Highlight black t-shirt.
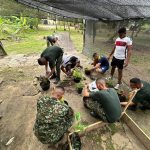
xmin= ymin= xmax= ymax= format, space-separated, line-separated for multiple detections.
xmin=47 ymin=36 xmax=55 ymax=43
xmin=89 ymin=88 xmax=121 ymax=123
xmin=41 ymin=46 xmax=63 ymax=67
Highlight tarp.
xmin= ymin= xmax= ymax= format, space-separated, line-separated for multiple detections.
xmin=16 ymin=0 xmax=150 ymax=20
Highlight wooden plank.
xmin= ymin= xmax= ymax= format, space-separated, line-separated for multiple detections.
xmin=121 ymin=89 xmax=139 ymax=116
xmin=121 ymin=113 xmax=150 ymax=150
xmin=69 ymin=121 xmax=106 ymax=137
xmin=69 ymin=115 xmax=150 ymax=150
xmin=68 ymin=121 xmax=106 ymax=150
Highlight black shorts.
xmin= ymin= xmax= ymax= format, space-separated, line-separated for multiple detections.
xmin=111 ymin=56 xmax=124 ymax=70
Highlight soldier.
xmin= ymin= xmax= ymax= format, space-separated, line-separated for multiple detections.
xmin=38 ymin=45 xmax=63 ymax=84
xmin=43 ymin=35 xmax=58 ymax=47
xmin=121 ymin=78 xmax=150 ymax=111
xmin=33 ymin=86 xmax=74 ymax=148
xmin=83 ymin=78 xmax=121 ymax=123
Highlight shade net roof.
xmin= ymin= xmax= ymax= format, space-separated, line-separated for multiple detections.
xmin=16 ymin=0 xmax=150 ymax=20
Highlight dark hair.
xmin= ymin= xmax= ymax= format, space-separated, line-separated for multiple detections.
xmin=70 ymin=56 xmax=78 ymax=63
xmin=38 ymin=58 xmax=43 ymax=65
xmin=56 ymin=86 xmax=65 ymax=92
xmin=130 ymin=78 xmax=141 ymax=84
xmin=93 ymin=52 xmax=98 ymax=58
xmin=38 ymin=57 xmax=46 ymax=65
xmin=118 ymin=27 xmax=126 ymax=34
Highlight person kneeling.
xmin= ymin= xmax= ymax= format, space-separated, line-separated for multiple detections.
xmin=91 ymin=53 xmax=109 ymax=74
xmin=61 ymin=55 xmax=82 ymax=76
xmin=33 ymin=86 xmax=74 ymax=148
xmin=121 ymin=78 xmax=150 ymax=111
xmin=83 ymin=78 xmax=121 ymax=123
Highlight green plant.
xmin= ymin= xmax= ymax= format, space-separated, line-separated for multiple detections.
xmin=0 ymin=16 xmax=39 ymax=41
xmin=106 ymin=79 xmax=114 ymax=88
xmin=75 ymin=83 xmax=84 ymax=89
xmin=74 ymin=112 xmax=88 ymax=131
xmin=73 ymin=69 xmax=83 ymax=79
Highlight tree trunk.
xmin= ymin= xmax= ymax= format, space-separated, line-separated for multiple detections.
xmin=55 ymin=16 xmax=57 ymax=30
xmin=134 ymin=26 xmax=141 ymax=37
xmin=131 ymin=30 xmax=135 ymax=40
xmin=0 ymin=41 xmax=7 ymax=56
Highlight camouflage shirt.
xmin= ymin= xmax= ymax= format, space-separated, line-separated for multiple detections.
xmin=34 ymin=96 xmax=74 ymax=144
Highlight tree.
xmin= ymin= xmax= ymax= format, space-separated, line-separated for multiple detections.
xmin=0 ymin=0 xmax=47 ymax=18
xmin=0 ymin=41 xmax=7 ymax=56
xmin=130 ymin=19 xmax=150 ymax=39
xmin=107 ymin=20 xmax=130 ymax=43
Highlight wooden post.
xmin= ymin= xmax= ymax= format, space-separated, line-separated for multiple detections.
xmin=55 ymin=16 xmax=57 ymax=30
xmin=121 ymin=89 xmax=139 ymax=117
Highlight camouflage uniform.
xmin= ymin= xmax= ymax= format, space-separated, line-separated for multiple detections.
xmin=34 ymin=96 xmax=74 ymax=144
xmin=83 ymin=97 xmax=108 ymax=122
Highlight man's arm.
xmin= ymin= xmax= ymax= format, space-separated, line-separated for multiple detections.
xmin=61 ymin=66 xmax=67 ymax=74
xmin=45 ymin=62 xmax=48 ymax=74
xmin=124 ymin=45 xmax=132 ymax=67
xmin=108 ymin=45 xmax=116 ymax=60
xmin=46 ymin=67 xmax=55 ymax=78
xmin=76 ymin=61 xmax=82 ymax=68
xmin=83 ymin=85 xmax=90 ymax=97
xmin=91 ymin=63 xmax=100 ymax=71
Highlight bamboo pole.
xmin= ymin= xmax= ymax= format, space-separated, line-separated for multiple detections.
xmin=68 ymin=133 xmax=72 ymax=150
xmin=121 ymin=89 xmax=139 ymax=117
xmin=68 ymin=121 xmax=106 ymax=150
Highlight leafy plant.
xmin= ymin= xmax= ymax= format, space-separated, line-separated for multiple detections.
xmin=106 ymin=79 xmax=114 ymax=88
xmin=0 ymin=16 xmax=39 ymax=40
xmin=75 ymin=83 xmax=84 ymax=89
xmin=74 ymin=112 xmax=88 ymax=131
xmin=75 ymin=112 xmax=81 ymax=121
xmin=73 ymin=69 xmax=83 ymax=79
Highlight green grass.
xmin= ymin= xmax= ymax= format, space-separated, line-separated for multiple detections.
xmin=2 ymin=25 xmax=83 ymax=54
xmin=3 ymin=28 xmax=59 ymax=54
xmin=70 ymin=30 xmax=83 ymax=52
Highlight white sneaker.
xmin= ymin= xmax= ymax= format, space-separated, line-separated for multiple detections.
xmin=114 ymin=84 xmax=120 ymax=90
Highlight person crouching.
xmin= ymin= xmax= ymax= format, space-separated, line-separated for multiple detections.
xmin=83 ymin=78 xmax=121 ymax=123
xmin=33 ymin=86 xmax=74 ymax=148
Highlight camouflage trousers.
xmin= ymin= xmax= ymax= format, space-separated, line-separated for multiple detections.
xmin=83 ymin=97 xmax=108 ymax=122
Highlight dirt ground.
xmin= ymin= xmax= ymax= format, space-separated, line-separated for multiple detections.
xmin=0 ymin=32 xmax=149 ymax=150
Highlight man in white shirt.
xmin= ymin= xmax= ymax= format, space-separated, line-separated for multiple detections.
xmin=108 ymin=27 xmax=132 ymax=89
xmin=61 ymin=55 xmax=81 ymax=76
